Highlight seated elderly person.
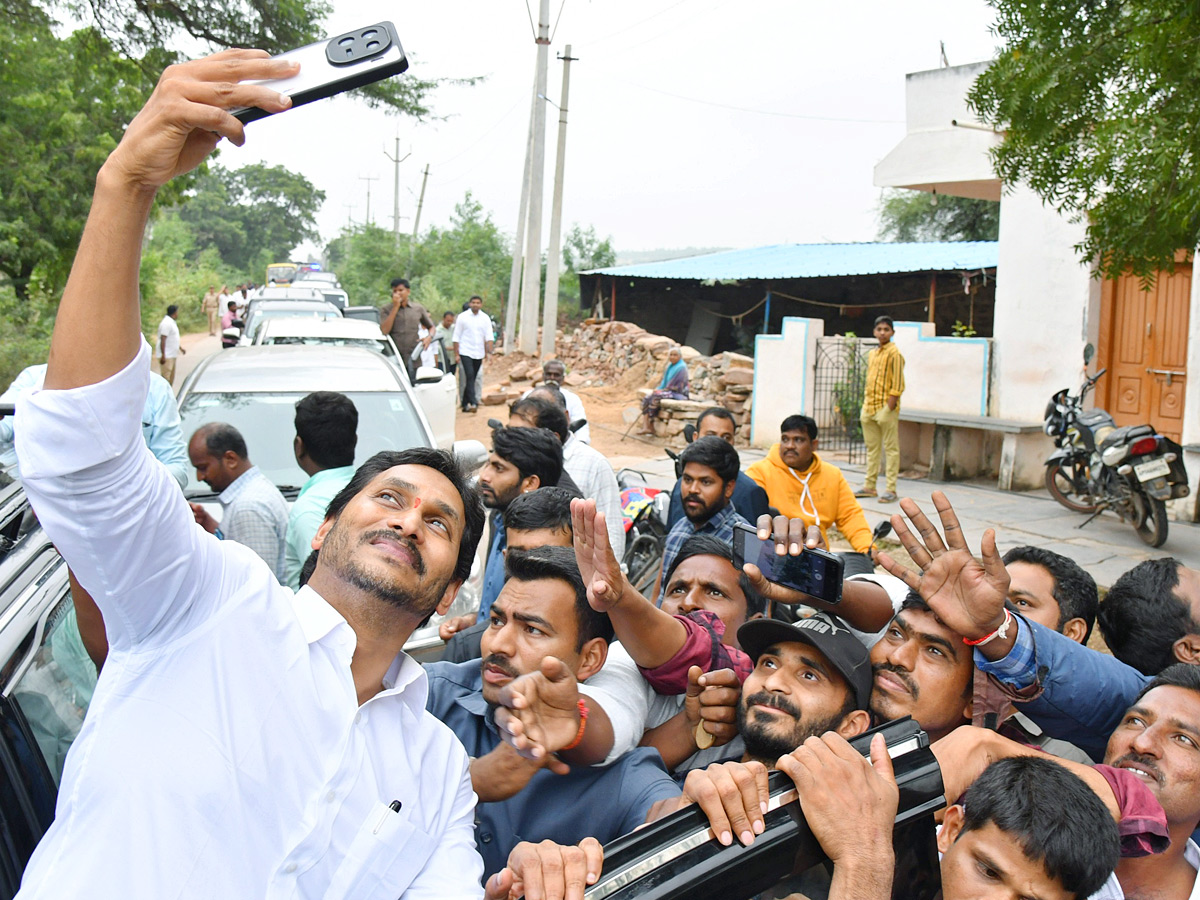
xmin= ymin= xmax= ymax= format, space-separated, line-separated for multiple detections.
xmin=638 ymin=346 xmax=689 ymax=436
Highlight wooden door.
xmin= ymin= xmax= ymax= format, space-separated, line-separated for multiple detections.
xmin=1097 ymin=261 xmax=1191 ymax=442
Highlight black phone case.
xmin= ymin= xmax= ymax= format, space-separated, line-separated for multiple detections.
xmin=232 ymin=22 xmax=409 ymax=124
xmin=731 ymin=521 xmax=845 ymax=605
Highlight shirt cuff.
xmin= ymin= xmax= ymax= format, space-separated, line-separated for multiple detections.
xmin=973 ymin=614 xmax=1038 ymax=687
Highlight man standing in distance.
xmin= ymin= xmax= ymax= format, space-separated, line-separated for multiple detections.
xmin=379 ymin=276 xmax=434 ymax=381
xmin=537 ymin=359 xmax=590 ymax=444
xmin=156 ymin=303 xmax=185 ymax=384
xmin=188 ymin=422 xmax=290 ymax=584
xmin=200 ymin=284 xmax=219 ymax=335
xmin=435 ymin=309 xmax=457 ymax=374
xmin=657 ymin=436 xmax=750 ymax=600
xmin=284 ymin=391 xmax=359 ymax=590
xmin=856 ymin=315 xmax=905 ymax=502
xmin=453 ymin=294 xmax=494 ymax=412
xmin=12 ymin=50 xmax=503 ymax=899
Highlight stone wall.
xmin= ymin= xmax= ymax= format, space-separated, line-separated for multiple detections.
xmin=554 ymin=320 xmax=756 ymax=447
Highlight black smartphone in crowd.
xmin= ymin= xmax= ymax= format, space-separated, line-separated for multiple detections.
xmin=232 ymin=22 xmax=409 ymax=124
xmin=731 ymin=522 xmax=845 ymax=605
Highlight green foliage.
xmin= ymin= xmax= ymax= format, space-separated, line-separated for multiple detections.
xmin=971 ymin=0 xmax=1200 ymax=281
xmin=413 ymin=193 xmax=512 ymax=319
xmin=558 ymin=223 xmax=616 ymax=309
xmin=175 ymin=163 xmax=325 ymax=271
xmin=832 ymin=340 xmax=868 ymax=440
xmin=0 ymin=285 xmax=55 ymax=390
xmin=0 ymin=19 xmax=165 ymax=299
xmin=951 ymin=320 xmax=978 ymax=338
xmin=877 ymin=189 xmax=1000 ymax=242
xmin=325 ymin=224 xmax=406 ymax=309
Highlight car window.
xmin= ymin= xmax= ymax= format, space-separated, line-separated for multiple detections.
xmin=178 ymin=390 xmax=428 ymax=494
xmin=261 ymin=336 xmax=393 ymax=357
xmin=245 ymin=309 xmax=339 ymax=342
xmin=8 ymin=595 xmax=95 ymax=787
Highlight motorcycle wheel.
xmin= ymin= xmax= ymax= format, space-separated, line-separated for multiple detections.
xmin=1131 ymin=492 xmax=1170 ymax=548
xmin=624 ymin=533 xmax=663 ymax=596
xmin=1045 ymin=461 xmax=1097 ymax=513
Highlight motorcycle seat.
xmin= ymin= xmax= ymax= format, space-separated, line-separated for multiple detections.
xmin=1099 ymin=424 xmax=1155 ymax=453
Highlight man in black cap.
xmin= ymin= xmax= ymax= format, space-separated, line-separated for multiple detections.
xmin=645 ymin=612 xmax=873 ymax=840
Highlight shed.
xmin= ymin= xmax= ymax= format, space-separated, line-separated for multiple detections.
xmin=579 ymin=241 xmax=998 ymax=355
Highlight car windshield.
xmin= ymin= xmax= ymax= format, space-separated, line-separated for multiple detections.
xmin=245 ymin=308 xmax=339 ymax=342
xmin=178 ymin=390 xmax=427 ymax=495
xmin=262 ymin=335 xmax=395 ymax=357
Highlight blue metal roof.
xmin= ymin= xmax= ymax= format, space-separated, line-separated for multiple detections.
xmin=582 ymin=242 xmax=998 ymax=281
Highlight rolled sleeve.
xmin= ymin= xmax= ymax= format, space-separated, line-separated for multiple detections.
xmin=638 ymin=611 xmax=752 ymax=694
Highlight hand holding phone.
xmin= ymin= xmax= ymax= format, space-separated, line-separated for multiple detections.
xmin=732 ymin=522 xmax=844 ymax=606
xmin=231 ymin=22 xmax=409 ymax=124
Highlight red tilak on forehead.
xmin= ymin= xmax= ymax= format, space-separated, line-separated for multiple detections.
xmin=413 ymin=497 xmax=421 ymax=508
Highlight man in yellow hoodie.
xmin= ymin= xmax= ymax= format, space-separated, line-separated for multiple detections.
xmin=746 ymin=414 xmax=873 ymax=557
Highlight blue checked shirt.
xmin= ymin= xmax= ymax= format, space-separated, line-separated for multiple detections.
xmin=218 ymin=466 xmax=290 ymax=584
xmin=972 ymin=613 xmax=1039 ymax=687
xmin=657 ymin=502 xmax=749 ymax=602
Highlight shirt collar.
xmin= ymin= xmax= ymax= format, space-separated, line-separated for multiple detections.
xmin=698 ymin=500 xmax=739 ymax=533
xmin=218 ymin=465 xmax=262 ymax=506
xmin=453 ymin=664 xmax=492 ymax=721
xmin=298 ymin=465 xmax=355 ymax=497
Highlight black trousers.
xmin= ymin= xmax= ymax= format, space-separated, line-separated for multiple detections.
xmin=460 ymin=355 xmax=482 ymax=408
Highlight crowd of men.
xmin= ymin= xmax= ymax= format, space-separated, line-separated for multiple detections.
xmin=5 ymin=50 xmax=1200 ymax=900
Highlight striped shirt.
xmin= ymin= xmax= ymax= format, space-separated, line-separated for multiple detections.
xmin=862 ymin=340 xmax=905 ymax=415
xmin=219 ymin=466 xmax=290 ymax=584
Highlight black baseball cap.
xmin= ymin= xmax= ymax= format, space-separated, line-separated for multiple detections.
xmin=737 ymin=613 xmax=873 ymax=711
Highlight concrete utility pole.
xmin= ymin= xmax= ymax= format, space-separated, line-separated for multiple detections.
xmin=504 ymin=84 xmax=538 ymax=349
xmin=517 ymin=0 xmax=551 ymax=355
xmin=359 ymin=175 xmax=379 ymax=225
xmin=541 ymin=45 xmax=576 ymax=358
xmin=406 ymin=164 xmax=430 ymax=279
xmin=384 ymin=136 xmax=411 ymax=246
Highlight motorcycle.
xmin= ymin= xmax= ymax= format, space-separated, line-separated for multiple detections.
xmin=617 ymin=466 xmax=671 ymax=595
xmin=1043 ymin=367 xmax=1190 ymax=547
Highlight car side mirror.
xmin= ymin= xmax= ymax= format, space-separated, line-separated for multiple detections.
xmin=414 ymin=365 xmax=444 ymax=385
xmin=452 ymin=439 xmax=488 ymax=472
xmin=231 ymin=319 xmax=244 ymax=328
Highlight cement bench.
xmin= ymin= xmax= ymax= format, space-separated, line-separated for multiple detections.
xmin=898 ymin=409 xmax=1048 ymax=492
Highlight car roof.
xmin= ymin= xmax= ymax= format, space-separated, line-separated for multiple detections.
xmin=248 ymin=298 xmax=340 ymax=313
xmin=185 ymin=346 xmax=404 ymax=393
xmin=258 ymin=318 xmax=386 ymax=339
xmin=254 ymin=286 xmax=326 ymax=300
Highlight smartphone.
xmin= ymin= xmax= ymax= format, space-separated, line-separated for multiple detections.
xmin=232 ymin=22 xmax=409 ymax=124
xmin=731 ymin=522 xmax=844 ymax=605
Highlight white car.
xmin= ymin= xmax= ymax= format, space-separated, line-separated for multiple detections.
xmin=175 ymin=345 xmax=486 ymax=661
xmin=252 ymin=318 xmax=458 ymax=449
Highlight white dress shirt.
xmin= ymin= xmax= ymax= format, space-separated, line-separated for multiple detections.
xmin=562 ymin=439 xmax=625 ymax=558
xmin=157 ymin=314 xmax=181 ymax=358
xmin=14 ymin=342 xmax=483 ymax=900
xmin=451 ymin=310 xmax=494 ymax=359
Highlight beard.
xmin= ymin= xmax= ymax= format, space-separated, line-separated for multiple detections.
xmin=320 ymin=520 xmax=451 ymax=623
xmin=737 ymin=691 xmax=850 ymax=763
xmin=682 ymin=493 xmax=721 ymax=524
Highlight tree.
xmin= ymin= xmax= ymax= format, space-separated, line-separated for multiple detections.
xmin=562 ymin=224 xmax=616 ymax=273
xmin=876 ymin=190 xmax=999 ymax=242
xmin=0 ymin=16 xmax=166 ymax=299
xmin=970 ymin=1 xmax=1200 ymax=280
xmin=175 ymin=163 xmax=325 ymax=271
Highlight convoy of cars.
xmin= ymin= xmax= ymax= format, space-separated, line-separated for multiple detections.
xmin=0 ymin=270 xmax=483 ymax=894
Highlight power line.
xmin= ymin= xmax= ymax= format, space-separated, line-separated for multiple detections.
xmin=579 ymin=0 xmax=692 ymax=47
xmin=549 ymin=0 xmax=568 ymax=43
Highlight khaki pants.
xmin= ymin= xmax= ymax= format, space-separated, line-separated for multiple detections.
xmin=861 ymin=404 xmax=900 ymax=494
xmin=160 ymin=356 xmax=177 ymax=385
xmin=207 ymin=310 xmax=219 ymax=334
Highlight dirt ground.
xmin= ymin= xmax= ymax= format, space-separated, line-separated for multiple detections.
xmin=451 ymin=350 xmax=668 ymax=460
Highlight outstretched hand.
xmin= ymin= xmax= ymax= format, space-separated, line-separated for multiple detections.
xmin=742 ymin=514 xmax=829 ymax=606
xmin=494 ymin=657 xmax=583 ymax=761
xmin=103 ymin=50 xmax=296 ymax=192
xmin=872 ymin=491 xmax=1010 ymax=641
xmin=571 ymin=498 xmax=627 ymax=612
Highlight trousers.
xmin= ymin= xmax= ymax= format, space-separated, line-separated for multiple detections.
xmin=861 ymin=404 xmax=900 ymax=493
xmin=460 ymin=355 xmax=483 ymax=408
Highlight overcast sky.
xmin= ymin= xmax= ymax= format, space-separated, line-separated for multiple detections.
xmin=224 ymin=0 xmax=1000 ymax=259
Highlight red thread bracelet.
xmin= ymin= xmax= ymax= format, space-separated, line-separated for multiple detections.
xmin=561 ymin=699 xmax=589 ymax=751
xmin=963 ymin=608 xmax=1013 ymax=646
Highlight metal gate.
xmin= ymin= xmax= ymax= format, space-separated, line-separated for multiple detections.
xmin=812 ymin=337 xmax=875 ymax=465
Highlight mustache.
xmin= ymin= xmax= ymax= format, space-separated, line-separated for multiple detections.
xmin=1112 ymin=752 xmax=1165 ymax=786
xmin=872 ymin=661 xmax=919 ymax=699
xmin=683 ymin=494 xmax=703 ymax=504
xmin=360 ymin=530 xmax=425 ymax=577
xmin=742 ymin=691 xmax=801 ymax=720
xmin=481 ymin=654 xmax=520 ymax=679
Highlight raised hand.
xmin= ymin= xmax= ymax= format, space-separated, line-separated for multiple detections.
xmin=484 ymin=837 xmax=604 ymax=900
xmin=103 ymin=50 xmax=296 ymax=192
xmin=494 ymin=657 xmax=583 ymax=761
xmin=571 ymin=498 xmax=626 ymax=612
xmin=873 ymin=491 xmax=1010 ymax=641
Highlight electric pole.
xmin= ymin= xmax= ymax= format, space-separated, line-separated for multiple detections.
xmin=504 ymin=84 xmax=538 ymax=349
xmin=518 ymin=0 xmax=551 ymax=355
xmin=343 ymin=203 xmax=355 ymax=229
xmin=384 ymin=136 xmax=411 ymax=246
xmin=541 ymin=45 xmax=576 ymax=358
xmin=359 ymin=175 xmax=379 ymax=225
xmin=406 ymin=164 xmax=430 ymax=279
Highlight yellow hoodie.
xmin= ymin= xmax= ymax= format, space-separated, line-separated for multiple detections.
xmin=746 ymin=445 xmax=873 ymax=554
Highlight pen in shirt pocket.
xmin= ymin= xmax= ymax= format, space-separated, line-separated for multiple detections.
xmin=373 ymin=800 xmax=403 ymax=834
